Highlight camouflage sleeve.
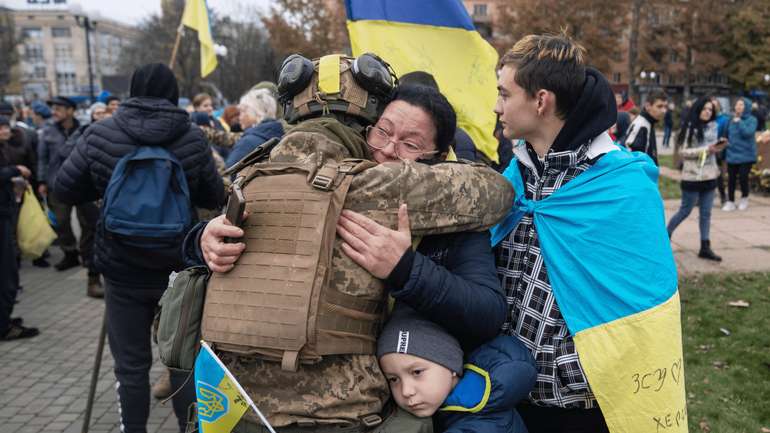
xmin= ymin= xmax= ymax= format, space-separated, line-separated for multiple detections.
xmin=204 ymin=127 xmax=243 ymax=149
xmin=346 ymin=160 xmax=514 ymax=235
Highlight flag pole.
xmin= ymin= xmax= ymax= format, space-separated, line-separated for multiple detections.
xmin=169 ymin=23 xmax=184 ymax=71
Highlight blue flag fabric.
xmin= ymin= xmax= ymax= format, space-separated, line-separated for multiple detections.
xmin=490 ymin=147 xmax=687 ymax=433
xmin=490 ymin=149 xmax=678 ymax=332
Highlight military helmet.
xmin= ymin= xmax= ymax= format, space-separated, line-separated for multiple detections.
xmin=277 ymin=53 xmax=398 ymax=127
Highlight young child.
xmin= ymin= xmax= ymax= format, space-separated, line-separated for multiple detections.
xmin=377 ymin=303 xmax=537 ymax=433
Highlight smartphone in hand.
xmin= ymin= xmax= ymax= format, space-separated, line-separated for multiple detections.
xmin=224 ymin=184 xmax=246 ymax=243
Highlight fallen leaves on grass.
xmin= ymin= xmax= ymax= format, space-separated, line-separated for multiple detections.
xmin=719 ymin=327 xmax=731 ymax=336
xmin=712 ymin=360 xmax=728 ymax=370
xmin=699 ymin=419 xmax=711 ymax=432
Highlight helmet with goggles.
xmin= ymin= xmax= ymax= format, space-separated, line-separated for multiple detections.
xmin=277 ymin=53 xmax=398 ymax=129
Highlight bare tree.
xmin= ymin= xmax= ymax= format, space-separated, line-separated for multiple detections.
xmin=637 ymin=0 xmax=728 ymax=100
xmin=0 ymin=9 xmax=20 ymax=97
xmin=494 ymin=0 xmax=628 ymax=74
xmin=721 ymin=0 xmax=770 ymax=91
xmin=120 ymin=6 xmax=276 ymax=102
xmin=262 ymin=0 xmax=349 ymax=60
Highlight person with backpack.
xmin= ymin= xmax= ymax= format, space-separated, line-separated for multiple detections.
xmin=54 ymin=63 xmax=225 ymax=433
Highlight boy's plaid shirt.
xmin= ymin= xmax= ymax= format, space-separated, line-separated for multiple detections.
xmin=495 ymin=142 xmax=600 ymax=409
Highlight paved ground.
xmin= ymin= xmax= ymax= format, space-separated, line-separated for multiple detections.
xmin=655 ymin=134 xmax=770 ymax=275
xmin=3 ymin=134 xmax=768 ymax=432
xmin=666 ymin=195 xmax=770 ymax=275
xmin=1 ymin=250 xmax=178 ymax=433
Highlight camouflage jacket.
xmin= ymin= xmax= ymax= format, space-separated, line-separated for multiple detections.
xmin=221 ymin=117 xmax=514 ymax=427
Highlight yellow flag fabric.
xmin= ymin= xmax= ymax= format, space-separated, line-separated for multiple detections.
xmin=346 ymin=10 xmax=500 ymax=163
xmin=182 ymin=0 xmax=217 ymax=78
xmin=574 ymin=292 xmax=687 ymax=433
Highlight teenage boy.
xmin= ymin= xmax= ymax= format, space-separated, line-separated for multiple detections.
xmin=492 ymin=34 xmax=686 ymax=433
xmin=624 ymin=90 xmax=669 ymax=165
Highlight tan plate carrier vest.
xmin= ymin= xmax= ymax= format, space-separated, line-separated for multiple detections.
xmin=201 ymin=153 xmax=380 ymax=371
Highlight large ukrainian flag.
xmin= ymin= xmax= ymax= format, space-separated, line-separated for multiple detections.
xmin=491 ymin=139 xmax=688 ymax=433
xmin=345 ymin=0 xmax=501 ymax=163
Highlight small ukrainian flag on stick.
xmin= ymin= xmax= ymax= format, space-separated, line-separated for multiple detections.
xmin=195 ymin=341 xmax=276 ymax=433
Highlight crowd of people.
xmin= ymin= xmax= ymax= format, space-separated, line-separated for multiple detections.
xmin=1 ymin=31 xmax=764 ymax=433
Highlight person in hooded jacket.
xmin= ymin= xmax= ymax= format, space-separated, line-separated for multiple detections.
xmin=493 ymin=34 xmax=620 ymax=432
xmin=722 ymin=97 xmax=758 ymax=212
xmin=54 ymin=63 xmax=225 ymax=433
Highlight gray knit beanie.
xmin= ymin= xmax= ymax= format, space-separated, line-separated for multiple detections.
xmin=377 ymin=303 xmax=463 ymax=375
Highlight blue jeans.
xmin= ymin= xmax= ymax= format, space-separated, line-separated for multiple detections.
xmin=667 ymin=189 xmax=715 ymax=241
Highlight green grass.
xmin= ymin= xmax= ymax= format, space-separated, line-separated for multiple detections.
xmin=659 ymin=175 xmax=682 ymax=200
xmin=680 ymin=272 xmax=770 ymax=432
xmin=659 ymin=154 xmax=675 ymax=170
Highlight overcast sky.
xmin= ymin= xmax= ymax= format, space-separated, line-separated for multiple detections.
xmin=2 ymin=0 xmax=273 ymax=25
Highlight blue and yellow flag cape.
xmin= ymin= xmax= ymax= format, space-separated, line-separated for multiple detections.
xmin=344 ymin=0 xmax=500 ymax=163
xmin=182 ymin=0 xmax=217 ymax=78
xmin=491 ymin=149 xmax=688 ymax=433
xmin=195 ymin=342 xmax=276 ymax=433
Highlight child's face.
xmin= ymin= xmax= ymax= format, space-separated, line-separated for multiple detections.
xmin=379 ymin=353 xmax=458 ymax=418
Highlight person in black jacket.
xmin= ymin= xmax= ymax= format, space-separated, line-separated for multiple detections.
xmin=54 ymin=63 xmax=225 ymax=433
xmin=0 ymin=123 xmax=39 ymax=340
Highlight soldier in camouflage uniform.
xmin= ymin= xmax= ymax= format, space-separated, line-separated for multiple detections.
xmin=183 ymin=54 xmax=514 ymax=432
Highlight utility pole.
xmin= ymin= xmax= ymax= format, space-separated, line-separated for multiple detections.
xmin=75 ymin=15 xmax=97 ymax=102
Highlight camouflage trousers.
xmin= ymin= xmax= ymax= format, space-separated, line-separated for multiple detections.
xmin=230 ymin=407 xmax=432 ymax=433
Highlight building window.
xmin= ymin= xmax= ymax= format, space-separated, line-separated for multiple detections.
xmin=56 ymin=72 xmax=78 ymax=96
xmin=54 ymin=43 xmax=73 ymax=60
xmin=52 ymin=27 xmax=71 ymax=38
xmin=21 ymin=27 xmax=43 ymax=39
xmin=34 ymin=66 xmax=47 ymax=79
xmin=24 ymin=44 xmax=44 ymax=62
xmin=473 ymin=4 xmax=488 ymax=16
xmin=613 ymin=72 xmax=622 ymax=83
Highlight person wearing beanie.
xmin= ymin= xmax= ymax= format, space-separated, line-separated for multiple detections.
xmin=54 ymin=62 xmax=224 ymax=433
xmin=378 ymin=303 xmax=537 ymax=433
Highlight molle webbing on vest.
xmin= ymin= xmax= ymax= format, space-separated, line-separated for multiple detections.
xmin=201 ymin=155 xmax=380 ymax=371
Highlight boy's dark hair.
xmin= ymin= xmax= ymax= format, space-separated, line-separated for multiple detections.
xmin=391 ymin=84 xmax=456 ymax=154
xmin=399 ymin=71 xmax=440 ymax=90
xmin=499 ymin=33 xmax=587 ymax=120
xmin=105 ymin=95 xmax=120 ymax=104
xmin=645 ymin=91 xmax=668 ymax=105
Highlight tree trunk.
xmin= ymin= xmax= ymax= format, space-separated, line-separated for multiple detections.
xmin=628 ymin=0 xmax=642 ymax=102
